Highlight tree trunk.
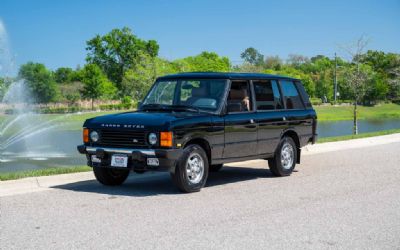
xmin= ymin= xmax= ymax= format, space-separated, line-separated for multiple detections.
xmin=353 ymin=101 xmax=358 ymax=135
xmin=91 ymin=98 xmax=94 ymax=111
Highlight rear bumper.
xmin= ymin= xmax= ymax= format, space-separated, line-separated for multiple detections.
xmin=77 ymin=145 xmax=182 ymax=172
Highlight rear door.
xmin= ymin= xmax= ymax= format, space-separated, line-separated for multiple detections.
xmin=223 ymin=80 xmax=257 ymax=158
xmin=254 ymin=79 xmax=287 ymax=154
xmin=279 ymin=80 xmax=314 ymax=146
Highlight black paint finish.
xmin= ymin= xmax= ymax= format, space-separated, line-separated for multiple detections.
xmin=80 ymin=73 xmax=317 ymax=169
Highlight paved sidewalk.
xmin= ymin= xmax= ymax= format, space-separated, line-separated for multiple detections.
xmin=1 ymin=133 xmax=400 ymax=197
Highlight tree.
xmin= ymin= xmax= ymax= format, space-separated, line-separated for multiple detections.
xmin=86 ymin=27 xmax=159 ymax=91
xmin=176 ymin=51 xmax=231 ymax=72
xmin=341 ymin=36 xmax=371 ymax=134
xmin=240 ymin=47 xmax=264 ymax=66
xmin=80 ymin=64 xmax=117 ymax=109
xmin=18 ymin=62 xmax=58 ymax=103
xmin=264 ymin=56 xmax=282 ymax=70
xmin=0 ymin=77 xmax=7 ymax=100
xmin=121 ymin=52 xmax=157 ymax=101
xmin=287 ymin=54 xmax=310 ymax=67
xmin=54 ymin=67 xmax=73 ymax=83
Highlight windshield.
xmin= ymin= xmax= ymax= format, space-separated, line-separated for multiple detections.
xmin=141 ymin=79 xmax=227 ymax=112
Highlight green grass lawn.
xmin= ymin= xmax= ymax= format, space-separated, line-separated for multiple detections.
xmin=0 ymin=166 xmax=91 ymax=181
xmin=315 ymin=103 xmax=400 ymax=122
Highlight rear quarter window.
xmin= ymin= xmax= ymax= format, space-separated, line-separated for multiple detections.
xmin=295 ymin=81 xmax=312 ymax=109
xmin=280 ymin=80 xmax=304 ymax=110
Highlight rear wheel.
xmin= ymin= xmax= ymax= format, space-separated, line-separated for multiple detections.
xmin=93 ymin=167 xmax=130 ymax=186
xmin=171 ymin=144 xmax=209 ymax=193
xmin=268 ymin=137 xmax=297 ymax=177
xmin=209 ymin=164 xmax=223 ymax=172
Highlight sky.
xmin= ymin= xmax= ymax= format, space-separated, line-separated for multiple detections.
xmin=0 ymin=0 xmax=399 ymax=74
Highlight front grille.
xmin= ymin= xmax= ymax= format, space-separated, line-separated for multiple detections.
xmin=98 ymin=129 xmax=146 ymax=147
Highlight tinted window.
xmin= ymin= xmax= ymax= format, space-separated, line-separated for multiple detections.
xmin=295 ymin=81 xmax=312 ymax=109
xmin=253 ymin=80 xmax=283 ymax=110
xmin=280 ymin=80 xmax=304 ymax=109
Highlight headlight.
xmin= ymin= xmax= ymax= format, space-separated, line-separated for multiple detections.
xmin=90 ymin=131 xmax=99 ymax=142
xmin=148 ymin=133 xmax=157 ymax=145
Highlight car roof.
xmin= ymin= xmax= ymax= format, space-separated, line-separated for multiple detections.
xmin=157 ymin=72 xmax=299 ymax=81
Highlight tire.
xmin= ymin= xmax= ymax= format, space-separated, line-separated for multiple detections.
xmin=209 ymin=164 xmax=223 ymax=172
xmin=170 ymin=144 xmax=209 ymax=193
xmin=93 ymin=167 xmax=130 ymax=186
xmin=268 ymin=137 xmax=297 ymax=177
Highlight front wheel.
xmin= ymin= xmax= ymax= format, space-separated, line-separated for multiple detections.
xmin=170 ymin=144 xmax=209 ymax=193
xmin=268 ymin=137 xmax=297 ymax=177
xmin=93 ymin=167 xmax=130 ymax=186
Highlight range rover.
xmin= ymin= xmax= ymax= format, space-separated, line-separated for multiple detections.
xmin=77 ymin=72 xmax=317 ymax=193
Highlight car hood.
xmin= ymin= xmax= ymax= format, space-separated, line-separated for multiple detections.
xmin=83 ymin=111 xmax=207 ymax=131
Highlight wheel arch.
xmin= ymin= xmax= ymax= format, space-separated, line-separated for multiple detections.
xmin=184 ymin=138 xmax=212 ymax=166
xmin=281 ymin=129 xmax=301 ymax=164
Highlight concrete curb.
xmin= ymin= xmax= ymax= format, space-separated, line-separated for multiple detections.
xmin=1 ymin=133 xmax=400 ymax=197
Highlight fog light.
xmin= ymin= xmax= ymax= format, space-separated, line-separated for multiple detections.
xmin=90 ymin=131 xmax=99 ymax=142
xmin=148 ymin=133 xmax=157 ymax=145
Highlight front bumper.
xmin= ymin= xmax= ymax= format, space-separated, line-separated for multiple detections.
xmin=77 ymin=145 xmax=182 ymax=172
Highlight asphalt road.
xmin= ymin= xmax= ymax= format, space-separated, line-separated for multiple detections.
xmin=1 ymin=142 xmax=400 ymax=250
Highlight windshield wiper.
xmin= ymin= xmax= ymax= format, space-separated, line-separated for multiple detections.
xmin=169 ymin=104 xmax=201 ymax=113
xmin=140 ymin=104 xmax=169 ymax=111
xmin=141 ymin=104 xmax=206 ymax=113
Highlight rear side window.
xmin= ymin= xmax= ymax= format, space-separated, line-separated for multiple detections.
xmin=253 ymin=80 xmax=283 ymax=110
xmin=280 ymin=80 xmax=304 ymax=110
xmin=295 ymin=81 xmax=312 ymax=109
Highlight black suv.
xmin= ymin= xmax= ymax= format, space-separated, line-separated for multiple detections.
xmin=78 ymin=73 xmax=317 ymax=192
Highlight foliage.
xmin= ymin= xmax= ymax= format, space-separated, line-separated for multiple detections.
xmin=175 ymin=51 xmax=231 ymax=72
xmin=86 ymin=27 xmax=159 ymax=91
xmin=120 ymin=51 xmax=156 ymax=99
xmin=80 ymin=64 xmax=117 ymax=106
xmin=240 ymin=47 xmax=264 ymax=66
xmin=18 ymin=62 xmax=58 ymax=103
xmin=54 ymin=67 xmax=74 ymax=83
xmin=59 ymin=81 xmax=83 ymax=104
xmin=0 ymin=77 xmax=12 ymax=100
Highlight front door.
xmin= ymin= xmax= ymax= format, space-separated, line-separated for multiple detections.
xmin=223 ymin=80 xmax=257 ymax=159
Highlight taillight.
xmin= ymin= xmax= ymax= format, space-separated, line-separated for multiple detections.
xmin=160 ymin=132 xmax=173 ymax=147
xmin=83 ymin=128 xmax=89 ymax=143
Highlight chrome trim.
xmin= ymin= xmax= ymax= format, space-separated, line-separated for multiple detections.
xmin=85 ymin=146 xmax=156 ymax=156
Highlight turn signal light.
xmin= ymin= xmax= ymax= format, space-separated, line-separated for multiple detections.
xmin=160 ymin=132 xmax=173 ymax=147
xmin=83 ymin=128 xmax=89 ymax=143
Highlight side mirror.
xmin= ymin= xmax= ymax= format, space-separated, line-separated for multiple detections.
xmin=137 ymin=102 xmax=142 ymax=109
xmin=227 ymin=103 xmax=241 ymax=113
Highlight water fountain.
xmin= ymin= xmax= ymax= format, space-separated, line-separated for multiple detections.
xmin=0 ymin=19 xmax=84 ymax=172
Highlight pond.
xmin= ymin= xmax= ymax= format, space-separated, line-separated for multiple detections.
xmin=1 ymin=119 xmax=400 ymax=173
xmin=317 ymin=119 xmax=400 ymax=137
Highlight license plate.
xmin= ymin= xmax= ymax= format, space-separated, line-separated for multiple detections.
xmin=111 ymin=154 xmax=128 ymax=167
xmin=91 ymin=155 xmax=101 ymax=163
xmin=147 ymin=158 xmax=159 ymax=166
